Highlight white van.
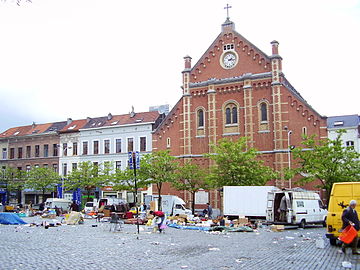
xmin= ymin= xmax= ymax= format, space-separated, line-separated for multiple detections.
xmin=44 ymin=198 xmax=72 ymax=211
xmin=266 ymin=189 xmax=327 ymax=228
xmin=145 ymin=195 xmax=192 ymax=216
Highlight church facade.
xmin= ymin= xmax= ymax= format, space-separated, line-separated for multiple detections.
xmin=152 ymin=18 xmax=327 ymax=211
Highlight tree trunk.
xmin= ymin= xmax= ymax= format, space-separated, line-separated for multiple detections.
xmin=191 ymin=191 xmax=196 ymax=215
xmin=87 ymin=189 xmax=91 ymax=202
xmin=157 ymin=184 xmax=162 ymax=211
xmin=42 ymin=188 xmax=46 ymax=203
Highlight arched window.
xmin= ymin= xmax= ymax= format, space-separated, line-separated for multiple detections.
xmin=224 ymin=103 xmax=238 ymax=125
xmin=225 ymin=108 xmax=231 ymax=124
xmin=198 ymin=109 xmax=204 ymax=128
xmin=260 ymin=103 xmax=267 ymax=122
xmin=232 ymin=107 xmax=238 ymax=123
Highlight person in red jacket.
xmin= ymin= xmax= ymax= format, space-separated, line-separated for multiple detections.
xmin=150 ymin=210 xmax=165 ymax=233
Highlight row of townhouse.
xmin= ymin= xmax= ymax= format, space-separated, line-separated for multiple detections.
xmin=0 ymin=108 xmax=165 ymax=205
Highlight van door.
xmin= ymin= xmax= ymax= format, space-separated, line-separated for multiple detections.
xmin=266 ymin=192 xmax=275 ymax=222
xmin=284 ymin=192 xmax=292 ymax=224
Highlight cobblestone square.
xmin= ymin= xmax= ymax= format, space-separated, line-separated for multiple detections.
xmin=0 ymin=217 xmax=358 ymax=270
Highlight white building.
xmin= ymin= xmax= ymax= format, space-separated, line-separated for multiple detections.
xmin=327 ymin=114 xmax=360 ymax=153
xmin=59 ymin=111 xmax=164 ymax=201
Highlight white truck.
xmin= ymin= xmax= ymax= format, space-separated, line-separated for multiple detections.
xmin=145 ymin=195 xmax=192 ymax=216
xmin=223 ymin=186 xmax=278 ymax=219
xmin=44 ymin=198 xmax=72 ymax=211
xmin=266 ymin=188 xmax=328 ymax=228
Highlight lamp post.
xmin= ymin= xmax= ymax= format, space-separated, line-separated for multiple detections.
xmin=58 ymin=143 xmax=72 ymax=199
xmin=287 ymin=130 xmax=293 ymax=189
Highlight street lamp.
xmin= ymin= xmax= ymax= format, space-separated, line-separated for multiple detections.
xmin=286 ymin=129 xmax=293 ymax=189
xmin=57 ymin=143 xmax=72 ymax=199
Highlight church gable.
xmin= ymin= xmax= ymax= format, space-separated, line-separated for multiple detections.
xmin=189 ymin=20 xmax=272 ymax=83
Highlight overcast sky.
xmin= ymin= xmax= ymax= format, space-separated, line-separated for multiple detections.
xmin=0 ymin=0 xmax=359 ymax=132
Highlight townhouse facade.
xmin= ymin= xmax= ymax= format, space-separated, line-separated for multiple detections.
xmin=327 ymin=115 xmax=360 ymax=153
xmin=0 ymin=121 xmax=67 ymax=203
xmin=58 ymin=111 xmax=164 ymax=202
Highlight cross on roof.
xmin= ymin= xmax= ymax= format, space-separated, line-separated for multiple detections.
xmin=224 ymin=4 xmax=232 ymax=19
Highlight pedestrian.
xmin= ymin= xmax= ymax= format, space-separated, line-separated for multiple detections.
xmin=149 ymin=210 xmax=166 ymax=233
xmin=39 ymin=202 xmax=45 ymax=211
xmin=341 ymin=200 xmax=360 ymax=255
xmin=207 ymin=203 xmax=213 ymax=219
xmin=70 ymin=201 xmax=79 ymax=212
xmin=279 ymin=196 xmax=287 ymax=222
xmin=28 ymin=201 xmax=33 ymax=212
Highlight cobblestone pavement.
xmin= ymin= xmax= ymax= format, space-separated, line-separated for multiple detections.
xmin=0 ymin=216 xmax=359 ymax=270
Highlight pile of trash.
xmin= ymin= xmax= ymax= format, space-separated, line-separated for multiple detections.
xmin=164 ymin=215 xmax=254 ymax=232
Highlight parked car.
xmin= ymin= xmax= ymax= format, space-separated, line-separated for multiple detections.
xmin=266 ymin=188 xmax=327 ymax=228
xmin=326 ymin=182 xmax=360 ymax=245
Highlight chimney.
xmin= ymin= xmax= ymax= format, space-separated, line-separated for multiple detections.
xmin=32 ymin=122 xmax=36 ymax=128
xmin=183 ymin=55 xmax=192 ymax=70
xmin=130 ymin=106 xmax=135 ymax=118
xmin=86 ymin=117 xmax=91 ymax=123
xmin=107 ymin=113 xmax=112 ymax=120
xmin=271 ymin=40 xmax=279 ymax=55
xmin=67 ymin=118 xmax=72 ymax=125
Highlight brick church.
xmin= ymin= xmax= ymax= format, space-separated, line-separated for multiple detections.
xmin=152 ymin=15 xmax=327 ymax=211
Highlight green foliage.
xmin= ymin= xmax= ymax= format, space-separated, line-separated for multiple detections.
xmin=172 ymin=161 xmax=208 ymax=214
xmin=25 ymin=167 xmax=60 ymax=199
xmin=140 ymin=150 xmax=178 ymax=210
xmin=112 ymin=167 xmax=149 ymax=192
xmin=65 ymin=161 xmax=110 ymax=200
xmin=206 ymin=137 xmax=277 ymax=188
xmin=0 ymin=166 xmax=26 ymax=191
xmin=293 ymin=130 xmax=360 ymax=199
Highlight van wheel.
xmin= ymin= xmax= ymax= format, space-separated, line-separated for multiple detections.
xmin=329 ymin=238 xmax=337 ymax=246
xmin=299 ymin=219 xmax=306 ymax=229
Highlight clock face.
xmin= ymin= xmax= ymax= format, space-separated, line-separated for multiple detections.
xmin=223 ymin=52 xmax=237 ymax=69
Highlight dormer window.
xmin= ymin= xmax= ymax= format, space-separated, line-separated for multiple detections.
xmin=334 ymin=121 xmax=344 ymax=126
xmin=223 ymin=44 xmax=234 ymax=51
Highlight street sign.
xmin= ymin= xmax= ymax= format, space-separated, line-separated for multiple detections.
xmin=128 ymin=151 xmax=140 ymax=169
xmin=128 ymin=151 xmax=134 ymax=169
xmin=135 ymin=151 xmax=140 ymax=169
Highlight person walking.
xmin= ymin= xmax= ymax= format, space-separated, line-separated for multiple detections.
xmin=70 ymin=201 xmax=79 ymax=212
xmin=150 ymin=210 xmax=166 ymax=233
xmin=341 ymin=200 xmax=360 ymax=255
xmin=207 ymin=203 xmax=213 ymax=219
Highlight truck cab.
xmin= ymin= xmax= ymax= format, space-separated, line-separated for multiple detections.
xmin=326 ymin=182 xmax=360 ymax=245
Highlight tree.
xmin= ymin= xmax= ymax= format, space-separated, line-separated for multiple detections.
xmin=140 ymin=150 xmax=178 ymax=210
xmin=0 ymin=166 xmax=26 ymax=204
xmin=25 ymin=167 xmax=60 ymax=203
xmin=111 ymin=167 xmax=150 ymax=204
xmin=206 ymin=137 xmax=277 ymax=188
xmin=172 ymin=161 xmax=208 ymax=214
xmin=292 ymin=131 xmax=360 ymax=201
xmin=65 ymin=161 xmax=109 ymax=202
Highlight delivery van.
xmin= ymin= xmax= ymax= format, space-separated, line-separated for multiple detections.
xmin=266 ymin=188 xmax=327 ymax=228
xmin=223 ymin=186 xmax=278 ymax=219
xmin=145 ymin=195 xmax=192 ymax=216
xmin=326 ymin=182 xmax=360 ymax=245
xmin=44 ymin=198 xmax=72 ymax=211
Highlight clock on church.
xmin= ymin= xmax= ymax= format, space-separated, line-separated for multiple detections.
xmin=221 ymin=51 xmax=238 ymax=69
xmin=223 ymin=52 xmax=237 ymax=69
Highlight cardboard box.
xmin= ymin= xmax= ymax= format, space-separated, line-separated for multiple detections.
xmin=271 ymin=225 xmax=285 ymax=232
